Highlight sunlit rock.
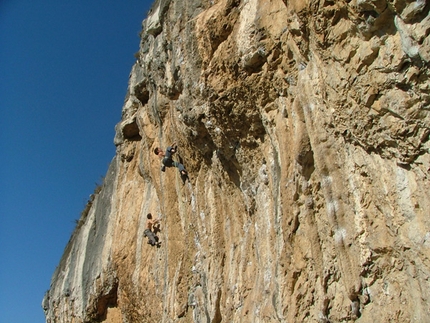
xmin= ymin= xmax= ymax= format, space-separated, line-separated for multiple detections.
xmin=44 ymin=0 xmax=430 ymax=322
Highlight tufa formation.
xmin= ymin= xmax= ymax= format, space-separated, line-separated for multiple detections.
xmin=43 ymin=0 xmax=430 ymax=322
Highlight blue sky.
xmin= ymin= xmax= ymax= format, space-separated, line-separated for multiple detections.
xmin=0 ymin=1 xmax=153 ymax=322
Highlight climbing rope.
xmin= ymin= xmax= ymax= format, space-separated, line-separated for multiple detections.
xmin=169 ymin=103 xmax=188 ymax=224
xmin=142 ymin=83 xmax=167 ymax=249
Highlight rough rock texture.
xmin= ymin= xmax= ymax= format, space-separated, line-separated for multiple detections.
xmin=43 ymin=0 xmax=430 ymax=322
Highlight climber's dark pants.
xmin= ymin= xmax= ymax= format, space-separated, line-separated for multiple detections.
xmin=144 ymin=229 xmax=157 ymax=245
xmin=162 ymin=157 xmax=186 ymax=173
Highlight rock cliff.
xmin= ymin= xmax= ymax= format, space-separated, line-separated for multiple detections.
xmin=43 ymin=0 xmax=430 ymax=322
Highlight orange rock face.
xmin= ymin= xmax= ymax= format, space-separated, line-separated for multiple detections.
xmin=44 ymin=0 xmax=430 ymax=322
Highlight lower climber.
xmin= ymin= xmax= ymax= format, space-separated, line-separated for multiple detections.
xmin=144 ymin=213 xmax=160 ymax=246
xmin=154 ymin=143 xmax=188 ymax=176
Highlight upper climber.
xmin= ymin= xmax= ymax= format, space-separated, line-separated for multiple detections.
xmin=154 ymin=143 xmax=188 ymax=176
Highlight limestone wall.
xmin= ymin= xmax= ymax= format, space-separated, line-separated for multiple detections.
xmin=44 ymin=0 xmax=430 ymax=322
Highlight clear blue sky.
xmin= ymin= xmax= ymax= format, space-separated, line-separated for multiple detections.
xmin=0 ymin=1 xmax=153 ymax=322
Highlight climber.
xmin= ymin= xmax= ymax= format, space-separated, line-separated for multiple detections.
xmin=154 ymin=142 xmax=188 ymax=176
xmin=144 ymin=213 xmax=160 ymax=246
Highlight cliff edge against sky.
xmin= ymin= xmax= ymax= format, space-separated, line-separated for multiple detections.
xmin=43 ymin=0 xmax=430 ymax=322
